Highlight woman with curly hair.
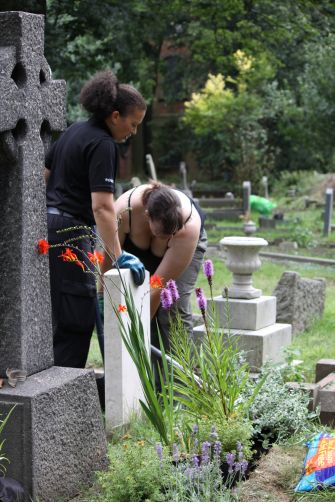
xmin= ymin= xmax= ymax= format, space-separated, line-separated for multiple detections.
xmin=45 ymin=70 xmax=146 ymax=368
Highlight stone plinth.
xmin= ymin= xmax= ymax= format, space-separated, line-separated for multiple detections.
xmin=104 ymin=269 xmax=150 ymax=433
xmin=193 ymin=323 xmax=292 ymax=371
xmin=210 ymin=295 xmax=276 ymax=331
xmin=0 ymin=367 xmax=108 ymax=501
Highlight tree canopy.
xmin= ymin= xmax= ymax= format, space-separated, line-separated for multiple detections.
xmin=45 ymin=0 xmax=335 ymax=182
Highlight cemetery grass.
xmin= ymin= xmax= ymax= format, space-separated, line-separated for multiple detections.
xmin=87 ymin=255 xmax=335 ymax=381
xmin=83 ymin=255 xmax=335 ymax=501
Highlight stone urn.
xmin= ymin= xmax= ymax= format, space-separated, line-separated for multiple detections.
xmin=220 ymin=236 xmax=268 ymax=299
xmin=243 ymin=220 xmax=257 ymax=236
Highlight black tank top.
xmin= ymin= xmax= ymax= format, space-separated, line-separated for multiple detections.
xmin=122 ymin=187 xmax=205 ymax=275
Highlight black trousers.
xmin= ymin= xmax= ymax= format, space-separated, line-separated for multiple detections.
xmin=47 ymin=214 xmax=96 ymax=368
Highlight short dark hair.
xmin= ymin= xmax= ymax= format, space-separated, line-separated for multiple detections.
xmin=80 ymin=71 xmax=146 ymax=120
xmin=142 ymin=182 xmax=184 ymax=235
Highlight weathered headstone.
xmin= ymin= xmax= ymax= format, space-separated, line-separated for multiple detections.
xmin=261 ymin=176 xmax=269 ymax=199
xmin=323 ymin=188 xmax=333 ymax=236
xmin=242 ymin=181 xmax=251 ymax=215
xmin=104 ymin=269 xmax=150 ymax=434
xmin=179 ymin=161 xmax=193 ymax=197
xmin=145 ymin=153 xmax=157 ymax=181
xmin=273 ymin=271 xmax=326 ymax=335
xmin=0 ymin=11 xmax=107 ymax=501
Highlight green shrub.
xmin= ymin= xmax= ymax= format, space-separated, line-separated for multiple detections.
xmin=246 ymin=367 xmax=316 ymax=442
xmin=96 ymin=442 xmax=169 ymax=502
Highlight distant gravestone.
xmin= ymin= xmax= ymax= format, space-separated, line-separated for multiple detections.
xmin=0 ymin=11 xmax=107 ymax=501
xmin=323 ymin=188 xmax=333 ymax=236
xmin=261 ymin=176 xmax=269 ymax=199
xmin=145 ymin=153 xmax=157 ymax=181
xmin=242 ymin=181 xmax=251 ymax=214
xmin=273 ymin=271 xmax=326 ymax=335
xmin=179 ymin=161 xmax=193 ymax=197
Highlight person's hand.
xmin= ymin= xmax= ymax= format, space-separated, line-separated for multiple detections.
xmin=115 ymin=251 xmax=145 ymax=286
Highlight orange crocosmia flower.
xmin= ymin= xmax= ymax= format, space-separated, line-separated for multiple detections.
xmin=150 ymin=274 xmax=164 ymax=289
xmin=118 ymin=304 xmax=127 ymax=312
xmin=59 ymin=248 xmax=85 ymax=271
xmin=88 ymin=250 xmax=104 ymax=265
xmin=37 ymin=239 xmax=50 ymax=255
xmin=59 ymin=248 xmax=78 ymax=262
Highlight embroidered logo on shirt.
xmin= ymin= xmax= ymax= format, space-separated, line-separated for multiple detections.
xmin=104 ymin=178 xmax=114 ymax=183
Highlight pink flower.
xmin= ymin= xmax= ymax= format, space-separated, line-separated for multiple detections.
xmin=160 ymin=288 xmax=173 ymax=310
xmin=166 ymin=279 xmax=180 ymax=302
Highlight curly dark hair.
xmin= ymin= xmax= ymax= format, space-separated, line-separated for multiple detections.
xmin=142 ymin=182 xmax=184 ymax=235
xmin=79 ymin=71 xmax=146 ymax=121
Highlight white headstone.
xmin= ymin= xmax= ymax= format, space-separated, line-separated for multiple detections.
xmin=104 ymin=269 xmax=150 ymax=432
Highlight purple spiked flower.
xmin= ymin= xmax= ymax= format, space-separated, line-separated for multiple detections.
xmin=160 ymin=288 xmax=173 ymax=310
xmin=192 ymin=454 xmax=200 ymax=468
xmin=213 ymin=441 xmax=222 ymax=459
xmin=201 ymin=441 xmax=211 ymax=464
xmin=166 ymin=279 xmax=180 ymax=302
xmin=172 ymin=443 xmax=179 ymax=463
xmin=203 ymin=259 xmax=214 ymax=285
xmin=156 ymin=442 xmax=163 ymax=461
xmin=195 ymin=288 xmax=207 ymax=313
xmin=226 ymin=452 xmax=236 ymax=474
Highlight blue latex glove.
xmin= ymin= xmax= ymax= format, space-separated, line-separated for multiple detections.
xmin=116 ymin=251 xmax=145 ymax=286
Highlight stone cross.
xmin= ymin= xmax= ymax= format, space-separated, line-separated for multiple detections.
xmin=242 ymin=181 xmax=251 ymax=215
xmin=323 ymin=188 xmax=333 ymax=237
xmin=0 ymin=12 xmax=107 ymax=500
xmin=0 ymin=11 xmax=66 ymax=377
xmin=145 ymin=153 xmax=158 ymax=181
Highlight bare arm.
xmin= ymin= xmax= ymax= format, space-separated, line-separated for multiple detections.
xmin=150 ymin=230 xmax=198 ymax=319
xmin=92 ymin=192 xmax=122 ymax=277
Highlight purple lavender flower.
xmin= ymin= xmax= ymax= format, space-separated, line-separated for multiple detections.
xmin=184 ymin=467 xmax=195 ymax=480
xmin=160 ymin=288 xmax=173 ymax=310
xmin=192 ymin=424 xmax=199 ymax=435
xmin=203 ymin=259 xmax=214 ymax=286
xmin=156 ymin=442 xmax=163 ymax=461
xmin=213 ymin=441 xmax=222 ymax=459
xmin=240 ymin=460 xmax=248 ymax=475
xmin=172 ymin=443 xmax=179 ymax=463
xmin=201 ymin=441 xmax=211 ymax=464
xmin=195 ymin=288 xmax=207 ymax=313
xmin=166 ymin=279 xmax=180 ymax=302
xmin=226 ymin=452 xmax=236 ymax=474
xmin=193 ymin=438 xmax=199 ymax=452
xmin=192 ymin=454 xmax=200 ymax=468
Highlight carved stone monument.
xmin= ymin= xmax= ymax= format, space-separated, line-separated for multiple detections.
xmin=0 ymin=11 xmax=107 ymax=501
xmin=194 ymin=237 xmax=292 ymax=370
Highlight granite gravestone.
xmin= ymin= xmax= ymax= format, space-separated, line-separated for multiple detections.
xmin=323 ymin=188 xmax=333 ymax=237
xmin=242 ymin=180 xmax=251 ymax=215
xmin=0 ymin=11 xmax=107 ymax=501
xmin=273 ymin=271 xmax=326 ymax=335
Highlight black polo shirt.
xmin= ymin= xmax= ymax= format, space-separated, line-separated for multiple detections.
xmin=46 ymin=117 xmax=118 ymax=225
